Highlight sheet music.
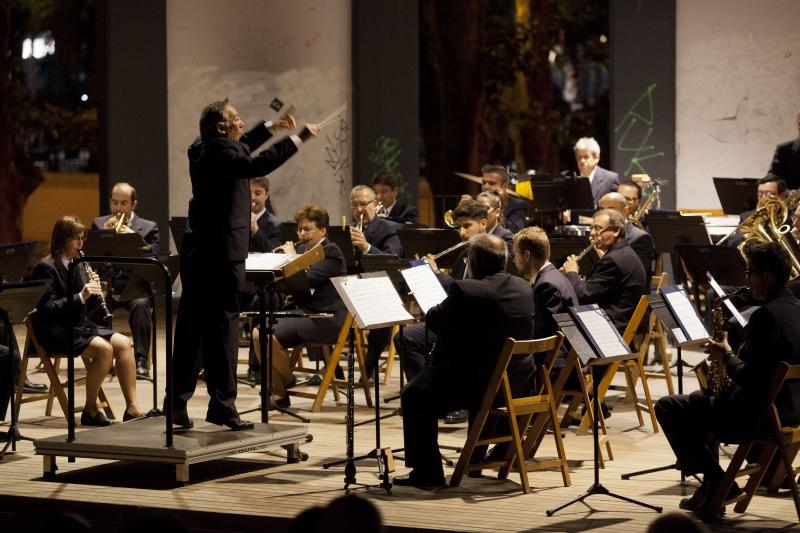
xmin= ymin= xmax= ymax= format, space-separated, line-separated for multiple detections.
xmin=400 ymin=264 xmax=447 ymax=314
xmin=663 ymin=289 xmax=709 ymax=341
xmin=333 ymin=275 xmax=414 ymax=329
xmin=245 ymin=253 xmax=294 ymax=271
xmin=706 ymin=272 xmax=748 ymax=328
xmin=574 ymin=308 xmax=629 ymax=357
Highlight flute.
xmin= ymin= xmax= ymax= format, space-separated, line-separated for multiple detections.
xmin=560 ymin=237 xmax=601 ymax=272
xmin=433 ymin=240 xmax=468 ymax=260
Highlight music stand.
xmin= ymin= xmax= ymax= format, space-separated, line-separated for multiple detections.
xmin=531 ymin=176 xmax=595 ymax=214
xmin=0 ymin=280 xmax=50 ymax=457
xmin=83 ymin=230 xmax=149 ymax=258
xmin=713 ymin=177 xmax=758 ymax=215
xmin=549 ymin=236 xmax=600 ymax=273
xmin=396 ymin=228 xmax=461 ymax=269
xmin=547 ymin=306 xmax=662 ymax=516
xmin=326 ymin=273 xmax=415 ymax=494
xmin=0 ymin=241 xmax=38 ymax=283
xmin=168 ymin=216 xmax=188 ymax=253
xmin=245 ymin=248 xmax=325 ymax=424
xmin=325 ymin=227 xmax=359 ymax=274
xmin=621 ymin=290 xmax=708 ymax=481
xmin=279 ymin=221 xmax=297 ymax=244
xmin=647 ymin=213 xmax=711 ymax=255
xmin=673 ymin=244 xmax=746 ymax=287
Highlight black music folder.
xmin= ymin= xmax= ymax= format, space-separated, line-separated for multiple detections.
xmin=713 ymin=177 xmax=758 ymax=215
xmin=531 ymin=176 xmax=594 ymax=213
xmin=84 ymin=230 xmax=149 ymax=257
xmin=168 ymin=216 xmax=188 ymax=253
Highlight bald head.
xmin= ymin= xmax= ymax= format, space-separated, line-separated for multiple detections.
xmin=598 ymin=192 xmax=629 ymax=216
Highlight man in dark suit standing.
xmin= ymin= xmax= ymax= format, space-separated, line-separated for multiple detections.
xmin=574 ymin=137 xmax=620 ymax=207
xmin=92 ymin=182 xmax=160 ymax=378
xmin=768 ymin=112 xmax=800 ymax=190
xmin=481 ymin=165 xmax=528 ymax=233
xmin=598 ymin=192 xmax=656 ymax=281
xmin=371 ymin=172 xmax=419 ymax=225
xmin=656 ymin=242 xmax=800 ymax=517
xmin=395 ymin=234 xmax=535 ymax=488
xmin=562 ymin=209 xmax=646 ymax=333
xmin=171 ymin=98 xmax=317 ymax=430
xmin=249 ymin=176 xmax=282 ymax=253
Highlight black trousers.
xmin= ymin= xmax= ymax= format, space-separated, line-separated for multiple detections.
xmin=655 ymin=390 xmax=751 ymax=480
xmin=0 ymin=311 xmax=20 ymax=421
xmin=172 ymin=244 xmax=242 ymax=421
xmin=393 ymin=322 xmax=434 ymax=382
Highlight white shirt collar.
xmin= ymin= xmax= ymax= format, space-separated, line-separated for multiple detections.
xmin=254 ymin=207 xmax=267 ymax=221
xmin=587 ymin=167 xmax=598 ymax=184
xmin=528 ymin=261 xmax=551 ymax=285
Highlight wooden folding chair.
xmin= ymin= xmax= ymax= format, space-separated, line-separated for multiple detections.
xmin=450 ymin=333 xmax=570 ymax=493
xmin=288 ymin=314 xmax=373 ymax=412
xmin=15 ymin=314 xmax=114 ymax=422
xmin=380 ymin=324 xmax=400 ymax=385
xmin=640 ymin=273 xmax=674 ymax=394
xmin=701 ymin=362 xmax=800 ymax=522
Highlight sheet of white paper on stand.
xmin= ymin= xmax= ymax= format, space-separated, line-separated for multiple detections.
xmin=245 ymin=252 xmax=294 ymax=271
xmin=706 ymin=273 xmax=748 ymax=328
xmin=663 ymin=290 xmax=709 ymax=340
xmin=400 ymin=264 xmax=447 ymax=314
xmin=671 ymin=327 xmax=687 ymax=344
xmin=333 ymin=275 xmax=414 ymax=330
xmin=575 ymin=308 xmax=629 ymax=357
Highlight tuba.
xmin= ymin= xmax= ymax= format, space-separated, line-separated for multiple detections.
xmin=443 ymin=209 xmax=458 ymax=229
xmin=737 ymin=196 xmax=800 ymax=279
xmin=692 ymin=286 xmax=748 ymax=395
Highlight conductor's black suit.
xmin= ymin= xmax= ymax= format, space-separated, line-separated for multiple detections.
xmin=172 ymin=122 xmax=299 ymax=423
xmin=401 ymin=272 xmax=535 ymax=478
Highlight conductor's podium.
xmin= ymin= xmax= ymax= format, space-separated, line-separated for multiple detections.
xmin=34 ymin=416 xmax=310 ymax=484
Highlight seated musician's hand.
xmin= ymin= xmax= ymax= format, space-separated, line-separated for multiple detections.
xmin=119 ymin=226 xmax=135 ymax=234
xmin=103 ymin=217 xmax=117 ymax=230
xmin=704 ymin=339 xmax=731 ymax=362
xmin=424 ymin=254 xmax=439 ymax=272
xmin=81 ymin=281 xmax=103 ymax=301
xmin=561 ymin=209 xmax=572 ymax=224
xmin=562 ymin=255 xmax=579 ymax=274
xmin=250 ymin=212 xmax=258 ymax=234
xmin=350 ymin=227 xmax=369 ymax=252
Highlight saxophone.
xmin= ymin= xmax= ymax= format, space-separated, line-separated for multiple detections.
xmin=692 ymin=286 xmax=748 ymax=394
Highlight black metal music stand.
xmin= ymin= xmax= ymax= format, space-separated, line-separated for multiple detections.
xmin=673 ymin=244 xmax=746 ymax=287
xmin=713 ymin=177 xmax=758 ymax=215
xmin=0 ymin=241 xmax=38 ymax=283
xmin=547 ymin=310 xmax=662 ymax=516
xmin=0 ymin=280 xmax=50 ymax=457
xmin=621 ymin=292 xmax=704 ymax=481
xmin=83 ymin=230 xmax=150 ymax=257
xmin=323 ymin=274 xmax=415 ymax=494
xmin=396 ymin=228 xmax=461 ymax=269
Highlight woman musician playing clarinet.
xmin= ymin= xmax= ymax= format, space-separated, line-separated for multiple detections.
xmin=252 ymin=205 xmax=347 ymax=409
xmin=30 ymin=215 xmax=145 ymax=426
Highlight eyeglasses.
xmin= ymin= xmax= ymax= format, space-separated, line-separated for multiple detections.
xmin=757 ymin=191 xmax=777 ymax=198
xmin=350 ymin=200 xmax=375 ymax=208
xmin=297 ymin=226 xmax=318 ymax=234
xmin=590 ymin=225 xmax=611 ymax=232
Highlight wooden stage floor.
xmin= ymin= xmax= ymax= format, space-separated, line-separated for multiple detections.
xmin=1 ymin=324 xmax=799 ymax=532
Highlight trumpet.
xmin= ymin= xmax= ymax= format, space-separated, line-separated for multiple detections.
xmin=113 ymin=211 xmax=130 ymax=233
xmin=375 ymin=201 xmax=388 ymax=218
xmin=78 ymin=250 xmax=113 ymax=324
xmin=357 ymin=213 xmax=364 ymax=232
xmin=560 ymin=237 xmax=601 ymax=272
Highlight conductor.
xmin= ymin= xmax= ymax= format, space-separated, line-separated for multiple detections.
xmin=171 ymin=98 xmax=318 ymax=430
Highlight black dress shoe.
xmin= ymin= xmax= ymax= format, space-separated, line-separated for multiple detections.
xmin=172 ymin=409 xmax=194 ymax=429
xmin=135 ymin=357 xmax=150 ymax=379
xmin=80 ymin=410 xmax=112 ymax=427
xmin=23 ymin=378 xmax=48 ymax=394
xmin=207 ymin=414 xmax=254 ymax=431
xmin=444 ymin=409 xmax=469 ymax=424
xmin=247 ymin=367 xmax=261 ymax=385
xmin=268 ymin=396 xmax=291 ymax=410
xmin=307 ymin=374 xmax=323 ymax=386
xmin=679 ymin=482 xmax=710 ymax=511
xmin=123 ymin=409 xmax=145 ymax=422
xmin=393 ymin=470 xmax=445 ymax=489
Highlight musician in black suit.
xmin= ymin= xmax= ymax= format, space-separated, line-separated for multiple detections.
xmin=562 ymin=209 xmax=646 ymax=333
xmin=371 ymin=172 xmax=419 ymax=225
xmin=31 ymin=216 xmax=145 ymax=425
xmin=395 ymin=234 xmax=535 ymax=488
xmin=171 ymin=99 xmax=317 ymax=430
xmin=0 ymin=311 xmax=20 ymax=420
xmin=599 ymin=192 xmax=656 ymax=281
xmin=249 ymin=176 xmax=283 ymax=253
xmin=574 ymin=137 xmax=619 ymax=207
xmin=349 ymin=185 xmax=403 ymax=258
xmin=656 ymin=242 xmax=800 ymax=517
xmin=92 ymin=182 xmax=160 ymax=378
xmin=480 ymin=165 xmax=527 ymax=233
xmin=477 ymin=191 xmax=514 ymax=258
xmin=252 ymin=206 xmax=347 ymax=408
xmin=768 ymin=112 xmax=800 ymax=190
xmin=393 ymin=200 xmax=489 ymax=386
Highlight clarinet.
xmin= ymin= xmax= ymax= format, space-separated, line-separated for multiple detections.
xmin=78 ymin=251 xmax=113 ymax=324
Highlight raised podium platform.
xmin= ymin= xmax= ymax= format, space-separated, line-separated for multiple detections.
xmin=34 ymin=416 xmax=310 ymax=484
